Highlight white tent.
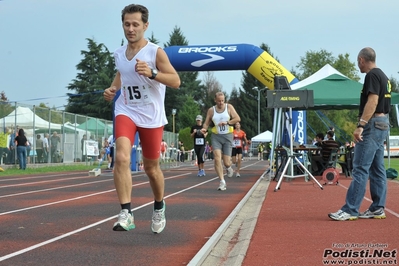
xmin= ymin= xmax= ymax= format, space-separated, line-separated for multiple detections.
xmin=251 ymin=130 xmax=273 ymax=142
xmin=1 ymin=106 xmax=61 ymax=130
xmin=290 ymin=64 xmax=347 ymax=90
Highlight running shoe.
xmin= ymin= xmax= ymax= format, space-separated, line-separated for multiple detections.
xmin=151 ymin=201 xmax=166 ymax=234
xmin=113 ymin=209 xmax=135 ymax=231
xmin=236 ymin=173 xmax=241 ymax=178
xmin=328 ymin=210 xmax=358 ymax=221
xmin=197 ymin=170 xmax=202 ymax=177
xmin=226 ymin=167 xmax=234 ymax=178
xmin=359 ymin=208 xmax=386 ymax=219
xmin=217 ymin=180 xmax=227 ymax=191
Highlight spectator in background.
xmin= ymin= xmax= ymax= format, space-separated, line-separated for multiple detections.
xmin=179 ymin=141 xmax=185 ymax=162
xmin=324 ymin=126 xmax=335 ymax=140
xmin=311 ymin=131 xmax=339 ymax=174
xmin=43 ymin=133 xmax=49 ymax=163
xmin=0 ymin=128 xmax=10 ymax=165
xmin=50 ymin=131 xmax=61 ymax=163
xmin=15 ymin=128 xmax=28 ymax=170
xmin=8 ymin=126 xmax=18 ymax=164
xmin=35 ymin=134 xmax=44 ymax=163
xmin=257 ymin=142 xmax=265 ymax=161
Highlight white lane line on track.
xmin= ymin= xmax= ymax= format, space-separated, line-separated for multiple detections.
xmin=0 ymin=173 xmax=191 ymax=216
xmin=0 ymin=175 xmax=102 ymax=189
xmin=0 ymin=175 xmax=218 ymax=262
xmin=0 ymin=172 xmax=88 ymax=182
xmin=0 ymin=178 xmax=113 ymax=199
xmin=338 ymin=181 xmax=399 ymax=218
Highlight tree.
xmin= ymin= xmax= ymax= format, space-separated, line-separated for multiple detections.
xmin=0 ymin=91 xmax=13 ymax=121
xmin=65 ymin=38 xmax=115 ymax=120
xmin=295 ymin=49 xmax=335 ymax=81
xmin=200 ymin=72 xmax=223 ymax=115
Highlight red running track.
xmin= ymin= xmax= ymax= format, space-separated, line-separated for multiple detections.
xmin=243 ymin=175 xmax=399 ymax=266
xmin=0 ymin=161 xmax=265 ymax=265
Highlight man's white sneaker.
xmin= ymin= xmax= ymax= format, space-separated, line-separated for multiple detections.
xmin=328 ymin=210 xmax=358 ymax=221
xmin=151 ymin=201 xmax=166 ymax=234
xmin=217 ymin=180 xmax=226 ymax=191
xmin=359 ymin=208 xmax=386 ymax=219
xmin=226 ymin=167 xmax=234 ymax=178
xmin=113 ymin=209 xmax=136 ymax=231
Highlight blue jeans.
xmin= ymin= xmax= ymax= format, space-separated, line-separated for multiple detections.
xmin=341 ymin=116 xmax=389 ymax=215
xmin=17 ymin=146 xmax=27 ymax=170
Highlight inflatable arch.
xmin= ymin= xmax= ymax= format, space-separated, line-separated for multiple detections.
xmin=164 ymin=43 xmax=299 ymax=89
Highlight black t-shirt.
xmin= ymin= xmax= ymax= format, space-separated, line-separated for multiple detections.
xmin=359 ymin=68 xmax=391 ymax=116
xmin=190 ymin=125 xmax=205 ymax=147
xmin=15 ymin=135 xmax=27 ymax=146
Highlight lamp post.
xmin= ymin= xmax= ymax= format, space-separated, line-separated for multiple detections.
xmin=172 ymin=109 xmax=177 ymax=162
xmin=252 ymin=87 xmax=266 ymax=135
xmin=172 ymin=109 xmax=176 ymax=134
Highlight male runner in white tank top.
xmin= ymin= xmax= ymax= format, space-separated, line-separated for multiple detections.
xmin=103 ymin=4 xmax=180 ymax=234
xmin=201 ymin=92 xmax=241 ymax=191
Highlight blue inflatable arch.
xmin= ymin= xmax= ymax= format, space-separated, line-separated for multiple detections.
xmin=164 ymin=43 xmax=299 ymax=89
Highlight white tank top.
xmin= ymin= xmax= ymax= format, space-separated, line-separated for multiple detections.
xmin=113 ymin=41 xmax=167 ymax=128
xmin=211 ymin=104 xmax=232 ymax=134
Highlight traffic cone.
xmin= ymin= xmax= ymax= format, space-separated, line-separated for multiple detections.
xmin=195 ymin=160 xmax=198 ymax=166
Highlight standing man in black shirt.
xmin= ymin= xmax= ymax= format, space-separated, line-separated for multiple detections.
xmin=329 ymin=47 xmax=391 ymax=221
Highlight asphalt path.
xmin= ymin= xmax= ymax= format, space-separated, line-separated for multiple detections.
xmin=0 ymin=159 xmax=268 ymax=265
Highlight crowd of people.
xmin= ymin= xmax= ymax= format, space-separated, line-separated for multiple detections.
xmin=0 ymin=127 xmax=66 ymax=168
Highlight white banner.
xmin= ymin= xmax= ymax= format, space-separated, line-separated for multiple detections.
xmin=84 ymin=140 xmax=99 ymax=157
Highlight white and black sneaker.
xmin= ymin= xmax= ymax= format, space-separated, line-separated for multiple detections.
xmin=226 ymin=167 xmax=234 ymax=178
xmin=359 ymin=208 xmax=386 ymax=219
xmin=217 ymin=180 xmax=226 ymax=191
xmin=328 ymin=210 xmax=358 ymax=221
xmin=151 ymin=201 xmax=166 ymax=234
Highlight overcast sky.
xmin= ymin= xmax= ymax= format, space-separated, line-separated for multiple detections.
xmin=1 ymin=0 xmax=398 ymax=110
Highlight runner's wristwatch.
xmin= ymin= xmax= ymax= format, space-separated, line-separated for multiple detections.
xmin=149 ymin=68 xmax=158 ymax=79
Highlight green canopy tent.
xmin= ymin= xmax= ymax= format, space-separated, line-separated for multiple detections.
xmin=77 ymin=118 xmax=113 ymax=136
xmin=291 ymin=64 xmax=399 ymax=110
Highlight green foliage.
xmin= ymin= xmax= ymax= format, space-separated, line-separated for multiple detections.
xmin=296 ymin=49 xmax=335 ymax=80
xmin=178 ymin=127 xmax=193 ymax=151
xmin=65 ymin=38 xmax=115 ymax=120
xmin=0 ymin=93 xmax=14 ymax=120
xmin=333 ymin=53 xmax=360 ymax=81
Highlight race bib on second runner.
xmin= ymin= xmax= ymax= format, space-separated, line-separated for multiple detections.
xmin=195 ymin=138 xmax=204 ymax=145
